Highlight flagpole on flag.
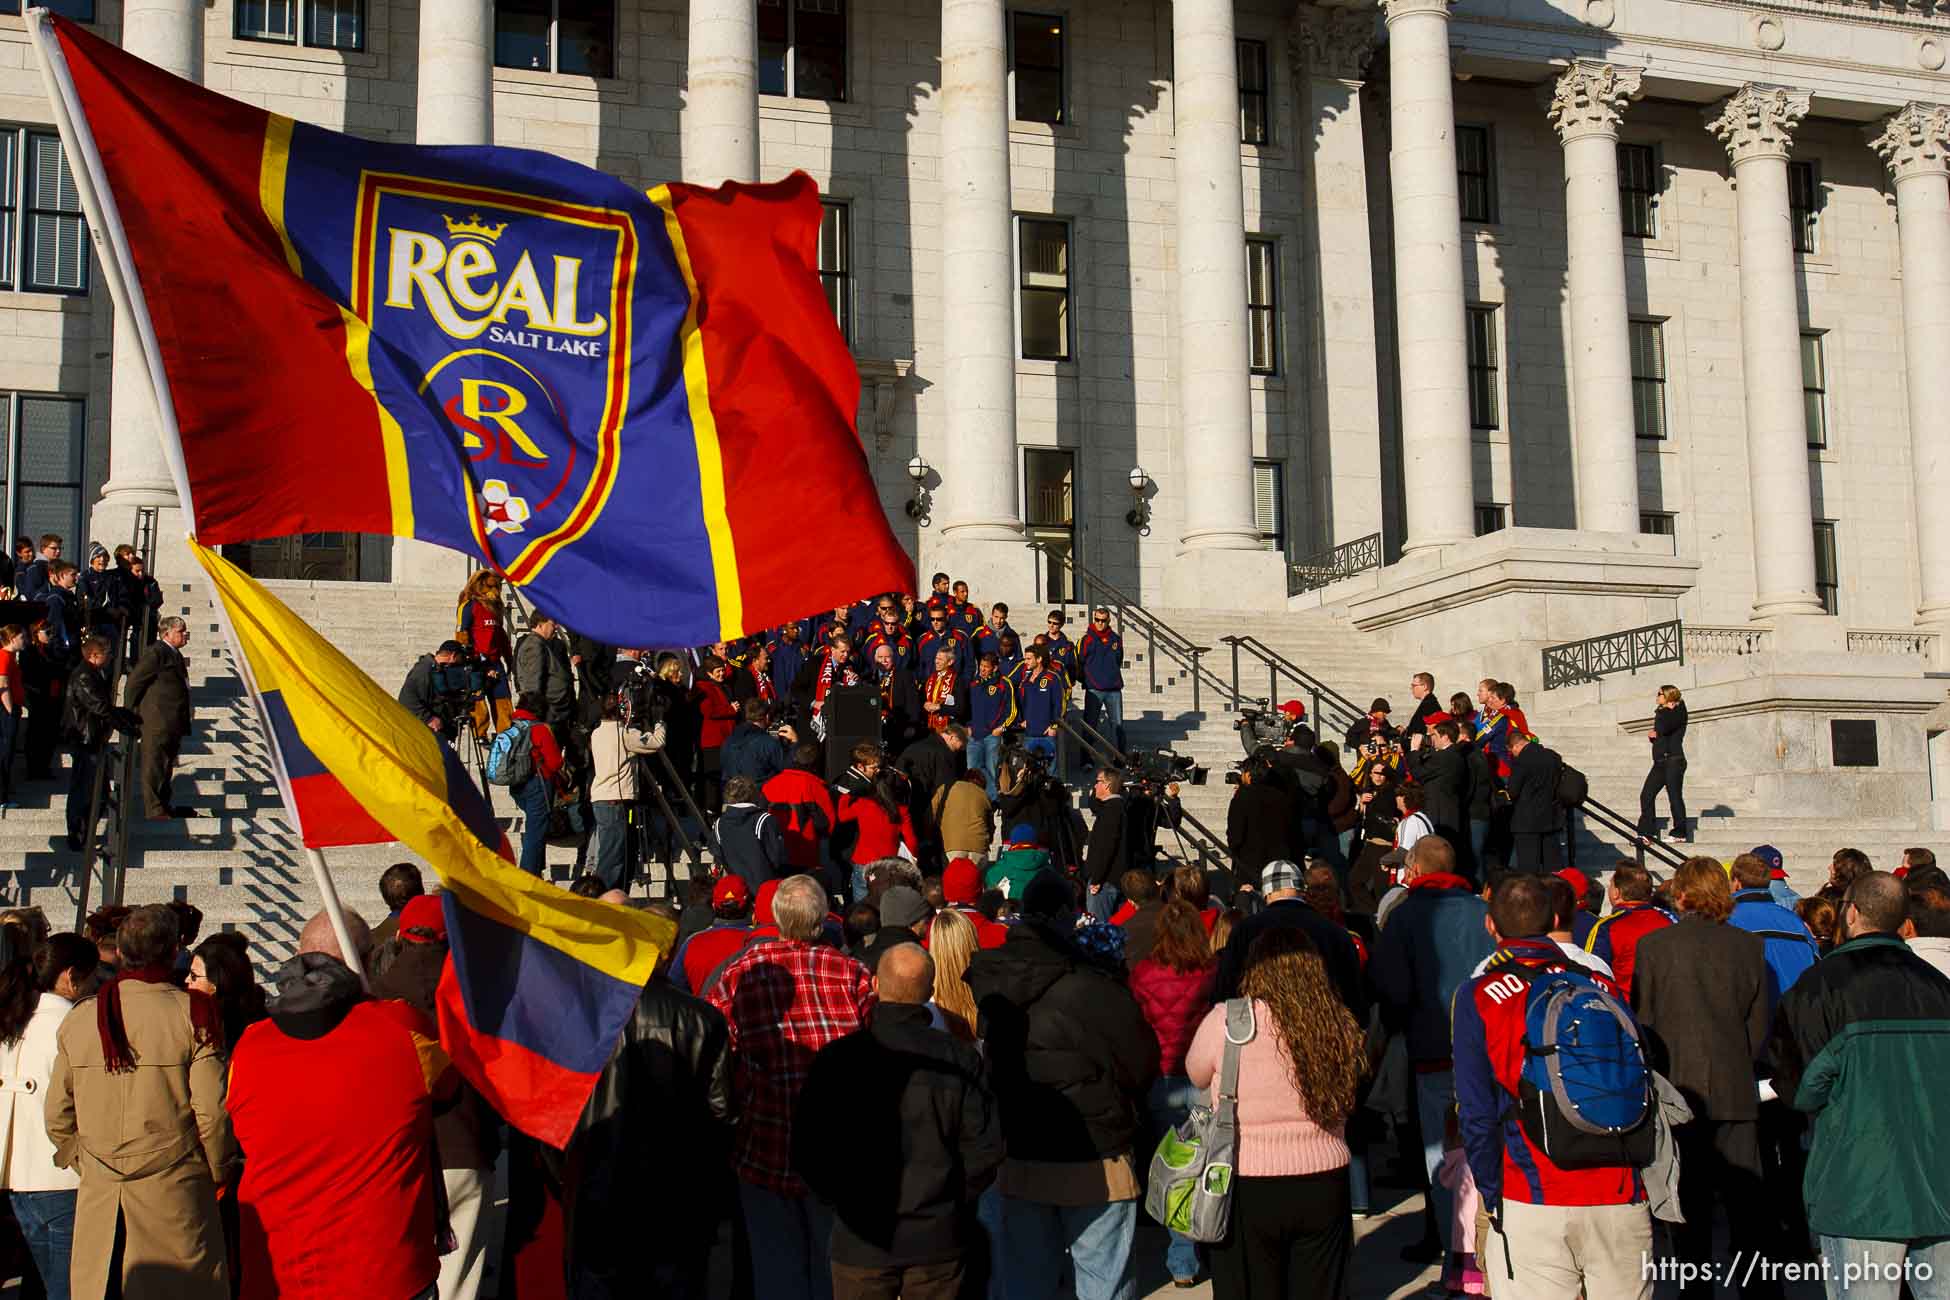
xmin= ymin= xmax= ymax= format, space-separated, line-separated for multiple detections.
xmin=304 ymin=848 xmax=367 ymax=984
xmin=26 ymin=9 xmax=198 ymax=528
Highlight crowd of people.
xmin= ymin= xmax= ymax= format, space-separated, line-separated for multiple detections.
xmin=0 ymin=566 xmax=1939 ymax=1300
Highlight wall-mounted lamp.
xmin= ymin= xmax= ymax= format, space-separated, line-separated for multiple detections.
xmin=905 ymin=455 xmax=933 ymax=524
xmin=1125 ymin=465 xmax=1152 ymax=532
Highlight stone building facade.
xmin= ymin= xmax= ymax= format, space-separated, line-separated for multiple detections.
xmin=0 ymin=0 xmax=1946 ymax=648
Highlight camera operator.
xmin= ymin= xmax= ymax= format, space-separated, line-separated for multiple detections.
xmin=1083 ymin=766 xmax=1132 ymax=922
xmin=721 ymin=697 xmax=791 ymax=787
xmin=587 ymin=693 xmax=665 ymax=891
xmin=399 ymin=640 xmax=469 ymax=735
xmin=1344 ymin=696 xmax=1398 ymax=751
xmin=1227 ymin=753 xmax=1292 ymax=882
xmin=995 ymin=744 xmax=1077 ymax=873
xmin=1268 ymin=724 xmax=1341 ymax=867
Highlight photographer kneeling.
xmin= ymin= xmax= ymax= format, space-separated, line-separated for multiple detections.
xmin=399 ymin=639 xmax=472 ymax=739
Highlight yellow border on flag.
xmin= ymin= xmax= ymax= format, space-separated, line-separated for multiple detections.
xmin=647 ymin=184 xmax=742 ymax=642
xmin=258 ymin=114 xmax=416 ymax=541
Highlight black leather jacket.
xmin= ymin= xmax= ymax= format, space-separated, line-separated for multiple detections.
xmin=62 ymin=660 xmax=115 ymax=750
xmin=547 ymin=980 xmax=734 ymax=1294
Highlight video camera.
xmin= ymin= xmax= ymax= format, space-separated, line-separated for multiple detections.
xmin=616 ymin=658 xmax=669 ymax=731
xmin=1234 ymin=705 xmax=1290 ymax=755
xmin=1120 ymin=747 xmax=1207 ymax=792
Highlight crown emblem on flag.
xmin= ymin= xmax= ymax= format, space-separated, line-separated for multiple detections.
xmin=442 ymin=213 xmax=507 ymax=243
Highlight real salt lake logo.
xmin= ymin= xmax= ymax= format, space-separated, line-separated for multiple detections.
xmin=351 ymin=176 xmax=639 ymax=583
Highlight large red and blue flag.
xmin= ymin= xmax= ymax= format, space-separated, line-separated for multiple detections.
xmin=193 ymin=539 xmax=666 ymax=1146
xmin=35 ymin=14 xmax=912 ymax=645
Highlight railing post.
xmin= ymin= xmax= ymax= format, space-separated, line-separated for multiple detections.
xmin=1311 ymin=687 xmax=1322 ymax=734
xmin=1229 ymin=640 xmax=1241 ymax=709
xmin=1190 ymin=648 xmax=1201 ymax=714
xmin=1268 ymin=659 xmax=1278 ymax=716
xmin=1147 ymin=622 xmax=1158 ymax=696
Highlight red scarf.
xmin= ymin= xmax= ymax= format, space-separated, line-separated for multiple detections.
xmin=926 ymin=668 xmax=957 ymax=731
xmin=1407 ymin=871 xmax=1475 ymax=894
xmin=97 ymin=964 xmax=222 ymax=1073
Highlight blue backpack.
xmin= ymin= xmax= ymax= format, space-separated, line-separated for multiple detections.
xmin=485 ymin=720 xmax=535 ymax=787
xmin=1505 ymin=961 xmax=1656 ymax=1169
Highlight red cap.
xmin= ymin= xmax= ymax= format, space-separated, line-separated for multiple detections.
xmin=1554 ymin=867 xmax=1590 ymax=899
xmin=712 ymin=875 xmax=751 ymax=909
xmin=943 ymin=859 xmax=983 ymax=906
xmin=1424 ymin=710 xmax=1453 ymax=726
xmin=1278 ymin=700 xmax=1307 ymax=718
xmin=755 ymin=879 xmax=782 ymax=928
xmin=398 ymin=895 xmax=447 ymax=945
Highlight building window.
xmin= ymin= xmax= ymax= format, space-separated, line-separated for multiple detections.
xmin=818 ymin=201 xmax=852 ymax=343
xmin=1630 ymin=318 xmax=1667 ymax=440
xmin=1814 ymin=520 xmax=1839 ymax=615
xmin=494 ymin=0 xmax=615 ymax=78
xmin=0 ymin=1 xmax=95 ymax=19
xmin=1238 ymin=40 xmax=1269 ymax=145
xmin=1639 ymin=511 xmax=1675 ymax=537
xmin=1789 ymin=161 xmax=1820 ymax=255
xmin=1618 ymin=143 xmax=1659 ymax=239
xmin=1802 ymin=331 xmax=1828 ymax=450
xmin=759 ymin=0 xmax=847 ymax=101
xmin=1010 ymin=12 xmax=1065 ymax=125
xmin=9 ymin=395 xmax=85 ymax=551
xmin=0 ymin=131 xmax=87 ymax=296
xmin=1475 ymin=503 xmax=1507 ymax=536
xmin=1457 ymin=125 xmax=1495 ymax=223
xmin=1017 ymin=217 xmax=1070 ymax=361
xmin=235 ymin=0 xmax=363 ymax=49
xmin=1246 ymin=238 xmax=1278 ymax=375
xmin=1253 ymin=460 xmax=1285 ymax=553
xmin=1465 ymin=305 xmax=1499 ymax=431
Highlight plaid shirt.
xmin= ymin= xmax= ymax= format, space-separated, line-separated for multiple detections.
xmin=706 ymin=939 xmax=876 ymax=1194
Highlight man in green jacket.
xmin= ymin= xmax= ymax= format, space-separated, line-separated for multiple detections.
xmin=1766 ymin=870 xmax=1950 ymax=1297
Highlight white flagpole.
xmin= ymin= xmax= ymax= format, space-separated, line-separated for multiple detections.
xmin=25 ymin=9 xmax=198 ymax=529
xmin=31 ymin=14 xmax=370 ymax=977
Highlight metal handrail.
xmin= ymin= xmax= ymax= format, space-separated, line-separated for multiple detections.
xmin=1577 ymin=792 xmax=1688 ymax=870
xmin=1289 ymin=532 xmax=1383 ymax=597
xmin=1026 ymin=542 xmax=1214 ymax=713
xmin=1217 ymin=634 xmax=1366 ymax=737
xmin=1542 ymin=619 xmax=1683 ymax=691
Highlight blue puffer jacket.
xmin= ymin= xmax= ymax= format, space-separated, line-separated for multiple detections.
xmin=1371 ymin=874 xmax=1495 ymax=1064
xmin=1730 ymin=888 xmax=1822 ymax=1012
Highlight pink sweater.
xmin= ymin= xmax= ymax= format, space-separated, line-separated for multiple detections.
xmin=1184 ymin=999 xmax=1350 ymax=1177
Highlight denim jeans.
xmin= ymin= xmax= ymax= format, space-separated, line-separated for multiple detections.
xmin=513 ymin=775 xmax=552 ymax=876
xmin=1416 ymin=1070 xmax=1455 ymax=1251
xmin=591 ymin=800 xmax=630 ymax=891
xmin=999 ymin=1195 xmax=1137 ymax=1300
xmin=1085 ymin=881 xmax=1121 ymax=924
xmin=1146 ymin=1076 xmax=1206 ymax=1281
xmin=1083 ymin=689 xmax=1125 ymax=752
xmin=737 ymin=1181 xmax=834 ymax=1300
xmin=12 ymin=1189 xmax=75 ymax=1300
xmin=967 ymin=733 xmax=1003 ymax=798
xmin=1819 ymin=1236 xmax=1950 ymax=1300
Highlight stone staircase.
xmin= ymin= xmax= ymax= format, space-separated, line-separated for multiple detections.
xmin=0 ymin=578 xmax=1921 ymax=967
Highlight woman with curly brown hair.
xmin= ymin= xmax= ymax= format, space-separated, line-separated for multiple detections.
xmin=456 ymin=568 xmax=513 ymax=731
xmin=1185 ymin=927 xmax=1368 ymax=1299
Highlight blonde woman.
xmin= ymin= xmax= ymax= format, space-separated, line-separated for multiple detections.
xmin=928 ymin=908 xmax=981 ymax=1042
xmin=455 ymin=569 xmax=513 ymax=732
xmin=1186 ymin=927 xmax=1368 ymax=1299
xmin=1637 ymin=684 xmax=1689 ymax=845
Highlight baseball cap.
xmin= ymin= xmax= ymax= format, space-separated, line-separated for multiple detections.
xmin=943 ymin=859 xmax=983 ymax=906
xmin=712 ymin=875 xmax=751 ymax=909
xmin=1277 ymin=700 xmax=1307 ymax=719
xmin=437 ymin=639 xmax=467 ymax=656
xmin=879 ymin=885 xmax=931 ymax=929
xmin=1555 ymin=867 xmax=1590 ymax=899
xmin=755 ymin=879 xmax=781 ymax=929
xmin=1750 ymin=845 xmax=1787 ymax=880
xmin=1260 ymin=859 xmax=1302 ymax=894
xmin=1006 ymin=822 xmax=1040 ymax=847
xmin=398 ymin=895 xmax=447 ymax=945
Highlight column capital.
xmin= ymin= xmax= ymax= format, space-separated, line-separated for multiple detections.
xmin=1545 ymin=60 xmax=1642 ymax=145
xmin=1380 ymin=0 xmax=1450 ymax=25
xmin=1868 ymin=102 xmax=1950 ymax=181
xmin=1704 ymin=84 xmax=1812 ymax=165
xmin=1291 ymin=3 xmax=1379 ymax=82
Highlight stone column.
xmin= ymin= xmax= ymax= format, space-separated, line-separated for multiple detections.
xmin=1869 ymin=103 xmax=1950 ymax=627
xmin=1705 ymin=85 xmax=1824 ymax=618
xmin=94 ymin=0 xmax=201 ymax=557
xmin=1293 ymin=3 xmax=1384 ymax=552
xmin=1547 ymin=60 xmax=1643 ymax=535
xmin=1382 ymin=0 xmax=1474 ymax=554
xmin=931 ymin=0 xmax=1024 ymax=597
xmin=684 ymin=0 xmax=760 ymax=183
xmin=416 ymin=0 xmax=493 ymax=146
xmin=395 ymin=0 xmax=495 ymax=586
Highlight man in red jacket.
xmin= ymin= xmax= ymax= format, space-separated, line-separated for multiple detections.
xmin=764 ymin=742 xmax=837 ymax=884
xmin=1583 ymin=862 xmax=1676 ymax=1000
xmin=940 ymin=859 xmax=1007 ymax=948
xmin=228 ymin=918 xmax=457 ymax=1300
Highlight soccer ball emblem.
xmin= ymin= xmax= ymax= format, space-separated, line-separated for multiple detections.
xmin=481 ymin=479 xmax=531 ymax=535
